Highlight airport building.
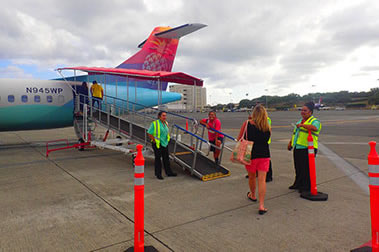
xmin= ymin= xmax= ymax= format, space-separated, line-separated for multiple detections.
xmin=168 ymin=85 xmax=207 ymax=111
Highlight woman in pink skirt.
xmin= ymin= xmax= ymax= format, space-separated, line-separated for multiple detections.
xmin=237 ymin=105 xmax=271 ymax=215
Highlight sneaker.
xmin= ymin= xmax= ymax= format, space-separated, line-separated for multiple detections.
xmin=156 ymin=175 xmax=164 ymax=180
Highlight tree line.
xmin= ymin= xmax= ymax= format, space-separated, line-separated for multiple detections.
xmin=210 ymin=88 xmax=379 ymax=110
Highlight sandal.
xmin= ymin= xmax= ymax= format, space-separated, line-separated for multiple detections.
xmin=247 ymin=192 xmax=257 ymax=202
xmin=258 ymin=208 xmax=268 ymax=215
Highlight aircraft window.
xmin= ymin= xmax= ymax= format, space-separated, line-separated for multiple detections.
xmin=8 ymin=95 xmax=15 ymax=103
xmin=34 ymin=95 xmax=41 ymax=103
xmin=47 ymin=96 xmax=53 ymax=103
xmin=21 ymin=95 xmax=28 ymax=103
xmin=58 ymin=95 xmax=65 ymax=104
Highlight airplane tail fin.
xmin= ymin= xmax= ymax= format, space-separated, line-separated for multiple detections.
xmin=116 ymin=23 xmax=206 ymax=73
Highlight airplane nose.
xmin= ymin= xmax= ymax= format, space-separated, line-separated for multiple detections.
xmin=162 ymin=91 xmax=182 ymax=103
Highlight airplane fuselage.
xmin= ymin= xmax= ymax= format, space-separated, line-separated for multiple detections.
xmin=0 ymin=78 xmax=182 ymax=132
xmin=0 ymin=79 xmax=74 ymax=131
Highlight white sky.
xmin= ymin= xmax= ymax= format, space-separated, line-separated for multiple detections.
xmin=1 ymin=0 xmax=379 ymax=104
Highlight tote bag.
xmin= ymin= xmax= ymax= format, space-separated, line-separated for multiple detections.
xmin=230 ymin=121 xmax=253 ymax=165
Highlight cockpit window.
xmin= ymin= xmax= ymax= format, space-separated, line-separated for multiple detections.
xmin=21 ymin=95 xmax=28 ymax=103
xmin=8 ymin=95 xmax=15 ymax=103
xmin=34 ymin=95 xmax=41 ymax=103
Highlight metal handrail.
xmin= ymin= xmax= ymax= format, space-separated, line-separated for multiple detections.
xmin=101 ymin=94 xmax=156 ymax=119
xmin=77 ymin=94 xmax=231 ymax=174
xmin=77 ymin=93 xmax=155 ymax=121
xmin=174 ymin=124 xmax=226 ymax=152
xmin=79 ymin=93 xmax=232 ymax=154
xmin=81 ymin=94 xmax=197 ymax=130
xmin=77 ymin=94 xmax=235 ymax=149
xmin=77 ymin=94 xmax=158 ymax=147
xmin=103 ymin=94 xmax=197 ymax=122
xmin=99 ymin=94 xmax=203 ymax=150
xmin=174 ymin=124 xmax=208 ymax=143
xmin=198 ymin=122 xmax=237 ymax=141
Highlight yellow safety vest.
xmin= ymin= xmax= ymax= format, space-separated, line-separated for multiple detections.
xmin=152 ymin=120 xmax=170 ymax=149
xmin=91 ymin=84 xmax=103 ymax=98
xmin=268 ymin=117 xmax=272 ymax=144
xmin=291 ymin=116 xmax=321 ymax=149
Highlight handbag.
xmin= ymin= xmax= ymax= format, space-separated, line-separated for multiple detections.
xmin=230 ymin=121 xmax=253 ymax=165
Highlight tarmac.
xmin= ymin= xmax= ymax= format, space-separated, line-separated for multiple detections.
xmin=0 ymin=109 xmax=378 ymax=251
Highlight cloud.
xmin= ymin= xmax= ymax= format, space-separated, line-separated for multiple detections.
xmin=351 ymin=73 xmax=370 ymax=77
xmin=1 ymin=0 xmax=379 ymax=103
xmin=360 ymin=66 xmax=379 ymax=72
xmin=0 ymin=65 xmax=34 ymax=79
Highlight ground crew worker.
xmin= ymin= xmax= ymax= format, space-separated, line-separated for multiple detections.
xmin=147 ymin=111 xmax=177 ymax=180
xmin=90 ymin=80 xmax=103 ymax=108
xmin=287 ymin=101 xmax=321 ymax=193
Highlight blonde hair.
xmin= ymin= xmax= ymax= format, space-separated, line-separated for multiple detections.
xmin=251 ymin=105 xmax=270 ymax=132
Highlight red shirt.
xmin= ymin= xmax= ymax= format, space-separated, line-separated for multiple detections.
xmin=201 ymin=118 xmax=224 ymax=141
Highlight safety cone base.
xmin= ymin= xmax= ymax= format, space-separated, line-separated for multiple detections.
xmin=350 ymin=246 xmax=372 ymax=252
xmin=125 ymin=245 xmax=158 ymax=252
xmin=351 ymin=240 xmax=373 ymax=252
xmin=300 ymin=191 xmax=328 ymax=201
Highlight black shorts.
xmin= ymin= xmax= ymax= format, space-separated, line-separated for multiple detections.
xmin=209 ymin=137 xmax=224 ymax=152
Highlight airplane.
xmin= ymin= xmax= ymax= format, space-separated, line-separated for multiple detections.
xmin=314 ymin=97 xmax=324 ymax=110
xmin=0 ymin=23 xmax=206 ymax=132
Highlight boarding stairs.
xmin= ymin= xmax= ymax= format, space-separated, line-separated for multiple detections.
xmin=73 ymin=101 xmax=138 ymax=155
xmin=75 ymin=94 xmax=234 ymax=181
xmin=73 ymin=114 xmax=95 ymax=144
